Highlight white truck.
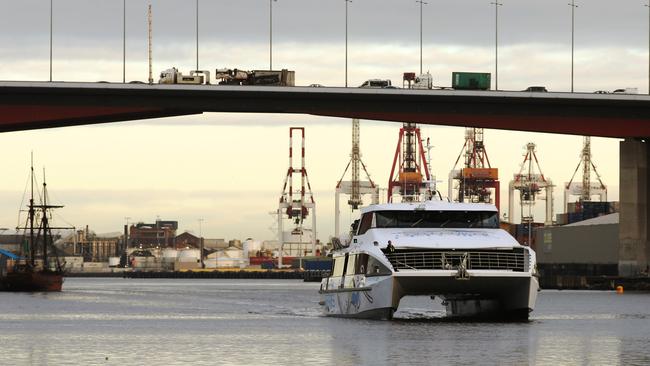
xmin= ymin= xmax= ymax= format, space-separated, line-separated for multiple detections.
xmin=403 ymin=72 xmax=434 ymax=89
xmin=159 ymin=67 xmax=295 ymax=86
xmin=215 ymin=68 xmax=295 ymax=86
xmin=359 ymin=79 xmax=393 ymax=88
xmin=158 ymin=68 xmax=211 ymax=84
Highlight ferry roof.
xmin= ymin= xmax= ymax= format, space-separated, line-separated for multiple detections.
xmin=360 ymin=200 xmax=498 ymax=214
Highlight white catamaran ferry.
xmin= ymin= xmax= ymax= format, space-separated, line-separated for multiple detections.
xmin=320 ymin=200 xmax=539 ymax=320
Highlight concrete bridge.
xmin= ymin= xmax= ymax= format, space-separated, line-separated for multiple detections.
xmin=1 ymin=81 xmax=648 ymax=275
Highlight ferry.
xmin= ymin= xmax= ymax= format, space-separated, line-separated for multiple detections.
xmin=319 ymin=200 xmax=539 ymax=320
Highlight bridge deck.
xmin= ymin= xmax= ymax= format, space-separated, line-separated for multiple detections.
xmin=1 ymin=81 xmax=650 ymax=137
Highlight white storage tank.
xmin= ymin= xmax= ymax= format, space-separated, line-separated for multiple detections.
xmin=177 ymin=249 xmax=200 ymax=262
xmin=243 ymin=239 xmax=263 ymax=258
xmin=213 ymin=248 xmax=249 ymax=268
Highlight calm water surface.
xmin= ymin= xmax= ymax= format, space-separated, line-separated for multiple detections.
xmin=0 ymin=278 xmax=649 ymax=365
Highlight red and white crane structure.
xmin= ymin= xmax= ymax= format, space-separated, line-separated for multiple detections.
xmin=448 ymin=128 xmax=500 ymax=210
xmin=387 ymin=123 xmax=432 ymax=202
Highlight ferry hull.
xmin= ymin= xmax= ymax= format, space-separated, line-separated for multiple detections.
xmin=320 ymin=272 xmax=538 ymax=320
xmin=320 ymin=276 xmax=397 ymax=320
xmin=1 ymin=270 xmax=63 ymax=292
xmin=394 ymin=272 xmax=539 ymax=320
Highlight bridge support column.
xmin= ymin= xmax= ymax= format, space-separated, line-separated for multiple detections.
xmin=619 ymin=138 xmax=650 ymax=276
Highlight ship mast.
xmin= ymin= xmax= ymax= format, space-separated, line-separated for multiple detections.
xmin=42 ymin=168 xmax=49 ymax=268
xmin=29 ymin=154 xmax=35 ymax=267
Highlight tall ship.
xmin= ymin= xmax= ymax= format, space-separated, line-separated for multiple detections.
xmin=1 ymin=160 xmax=66 ymax=292
xmin=319 ymin=200 xmax=539 ymax=320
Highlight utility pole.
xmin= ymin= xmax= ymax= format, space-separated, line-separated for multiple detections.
xmin=569 ymin=0 xmax=578 ymax=93
xmin=148 ymin=4 xmax=153 ymax=84
xmin=345 ymin=0 xmax=352 ymax=87
xmin=123 ymin=0 xmax=126 ymax=83
xmin=270 ymin=0 xmax=277 ymax=70
xmin=416 ymin=1 xmax=427 ymax=75
xmin=49 ymin=0 xmax=53 ymax=82
xmin=196 ymin=0 xmax=199 ymax=70
xmin=198 ymin=218 xmax=204 ymax=268
xmin=490 ymin=2 xmax=503 ymax=90
xmin=646 ymin=2 xmax=650 ymax=94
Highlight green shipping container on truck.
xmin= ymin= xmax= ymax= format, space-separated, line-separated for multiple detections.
xmin=452 ymin=72 xmax=491 ymax=90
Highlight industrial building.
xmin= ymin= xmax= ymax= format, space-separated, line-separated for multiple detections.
xmin=128 ymin=220 xmax=178 ymax=248
xmin=59 ymin=227 xmax=119 ymax=262
xmin=536 ymin=213 xmax=620 ymax=280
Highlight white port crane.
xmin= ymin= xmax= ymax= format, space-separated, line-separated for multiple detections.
xmin=508 ymin=143 xmax=554 ymax=225
xmin=334 ymin=119 xmax=379 ymax=237
xmin=564 ymin=136 xmax=607 ymax=212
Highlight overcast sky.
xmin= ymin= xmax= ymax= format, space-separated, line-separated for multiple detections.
xmin=0 ymin=0 xmax=638 ymax=242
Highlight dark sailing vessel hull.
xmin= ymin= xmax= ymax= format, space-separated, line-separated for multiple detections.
xmin=2 ymin=270 xmax=63 ymax=292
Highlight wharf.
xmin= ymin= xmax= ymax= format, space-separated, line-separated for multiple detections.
xmin=65 ymin=268 xmax=331 ymax=281
xmin=540 ymin=275 xmax=650 ymax=291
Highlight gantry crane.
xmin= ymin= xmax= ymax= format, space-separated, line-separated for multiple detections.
xmin=387 ymin=123 xmax=432 ymax=202
xmin=449 ymin=128 xmax=500 ymax=210
xmin=334 ymin=119 xmax=379 ymax=237
xmin=278 ymin=127 xmax=316 ymax=267
xmin=564 ymin=136 xmax=607 ymax=212
xmin=508 ymin=143 xmax=554 ymax=225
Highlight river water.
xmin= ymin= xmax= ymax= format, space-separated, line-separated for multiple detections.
xmin=0 ymin=278 xmax=648 ymax=365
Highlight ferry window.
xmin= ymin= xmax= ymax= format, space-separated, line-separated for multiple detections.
xmin=366 ymin=256 xmax=391 ymax=276
xmin=356 ymin=254 xmax=369 ymax=275
xmin=341 ymin=254 xmax=349 ymax=276
xmin=332 ymin=256 xmax=345 ymax=277
xmin=357 ymin=213 xmax=373 ymax=235
xmin=345 ymin=254 xmax=357 ymax=276
xmin=374 ymin=210 xmax=499 ymax=229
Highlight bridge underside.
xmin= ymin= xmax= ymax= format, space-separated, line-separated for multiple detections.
xmin=0 ymin=105 xmax=199 ymax=132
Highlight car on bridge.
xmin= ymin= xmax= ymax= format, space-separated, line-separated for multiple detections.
xmin=523 ymin=86 xmax=548 ymax=92
xmin=359 ymin=79 xmax=393 ymax=88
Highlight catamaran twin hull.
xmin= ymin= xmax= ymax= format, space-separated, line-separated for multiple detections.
xmin=320 ymin=269 xmax=538 ymax=320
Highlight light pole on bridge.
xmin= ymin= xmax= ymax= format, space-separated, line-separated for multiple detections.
xmin=643 ymin=4 xmax=650 ymax=94
xmin=416 ymin=1 xmax=428 ymax=76
xmin=196 ymin=0 xmax=200 ymax=70
xmin=490 ymin=2 xmax=503 ymax=91
xmin=123 ymin=0 xmax=126 ymax=83
xmin=345 ymin=0 xmax=352 ymax=87
xmin=569 ymin=0 xmax=578 ymax=93
xmin=270 ymin=0 xmax=278 ymax=70
xmin=49 ymin=0 xmax=53 ymax=82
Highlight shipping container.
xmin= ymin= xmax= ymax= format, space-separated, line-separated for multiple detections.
xmin=461 ymin=168 xmax=498 ymax=179
xmin=452 ymin=72 xmax=491 ymax=90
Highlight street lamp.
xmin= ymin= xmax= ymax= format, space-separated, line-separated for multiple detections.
xmin=345 ymin=0 xmax=352 ymax=87
xmin=196 ymin=0 xmax=199 ymax=70
xmin=416 ymin=1 xmax=428 ymax=75
xmin=490 ymin=2 xmax=503 ymax=90
xmin=49 ymin=0 xmax=53 ymax=82
xmin=270 ymin=0 xmax=278 ymax=70
xmin=643 ymin=4 xmax=650 ymax=94
xmin=568 ymin=0 xmax=578 ymax=93
xmin=198 ymin=218 xmax=205 ymax=268
xmin=123 ymin=0 xmax=126 ymax=83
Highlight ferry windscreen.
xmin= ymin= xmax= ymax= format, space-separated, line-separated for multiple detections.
xmin=373 ymin=210 xmax=499 ymax=229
